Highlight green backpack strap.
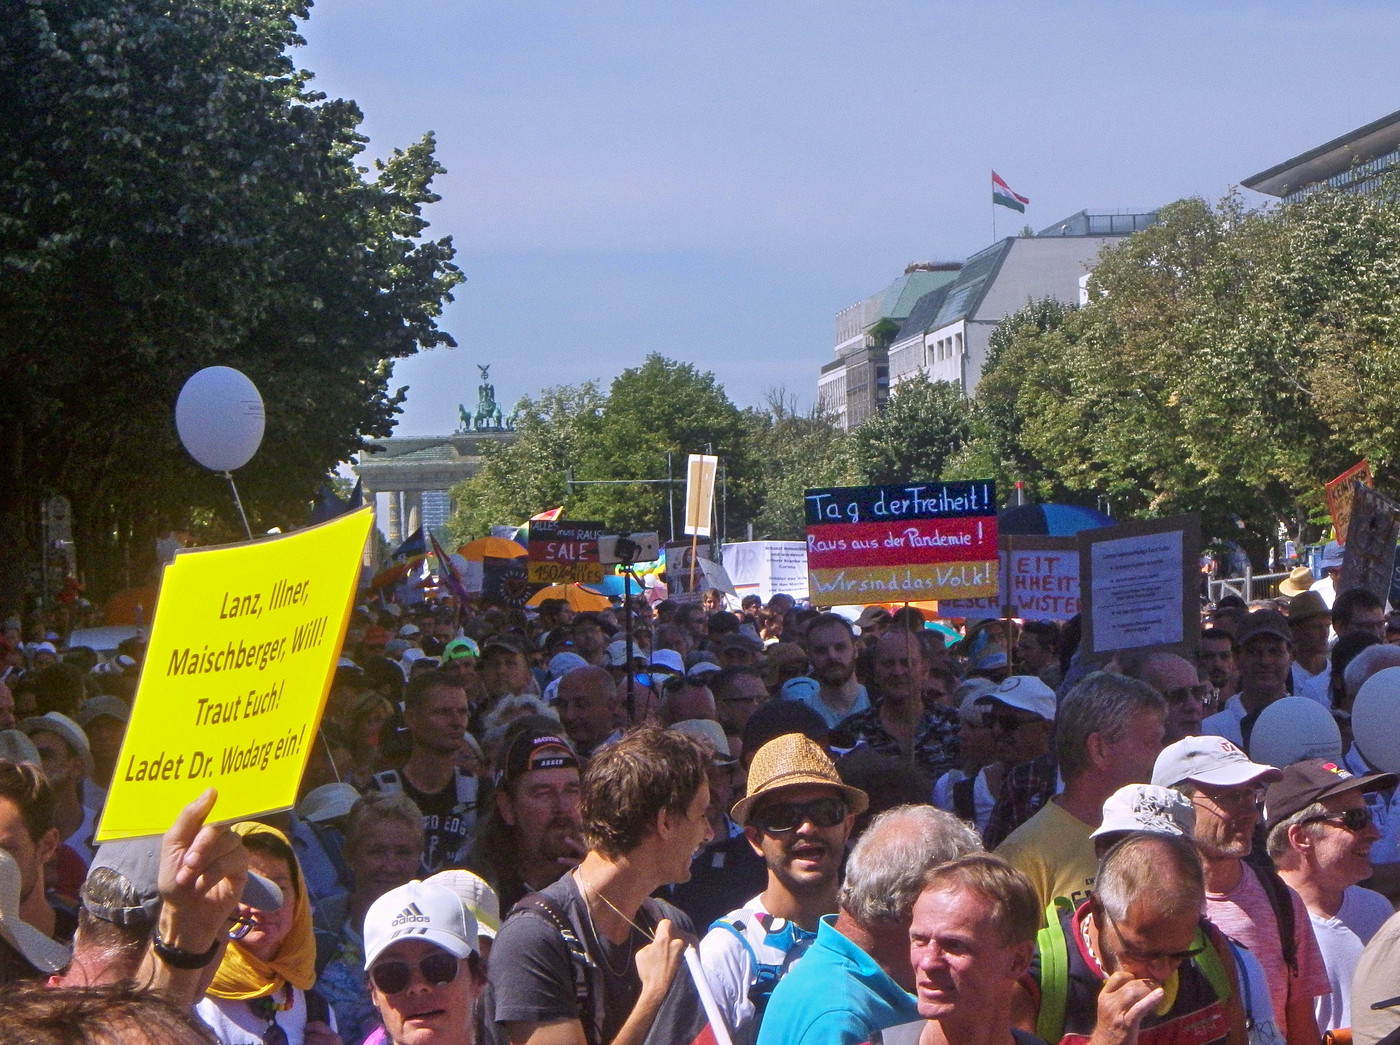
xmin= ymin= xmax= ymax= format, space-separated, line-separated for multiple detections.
xmin=1035 ymin=896 xmax=1077 ymax=1045
xmin=1193 ymin=923 xmax=1231 ymax=1004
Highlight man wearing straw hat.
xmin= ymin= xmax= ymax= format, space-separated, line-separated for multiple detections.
xmin=699 ymin=733 xmax=868 ymax=1045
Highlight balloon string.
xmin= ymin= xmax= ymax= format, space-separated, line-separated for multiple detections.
xmin=223 ymin=471 xmax=254 ymax=541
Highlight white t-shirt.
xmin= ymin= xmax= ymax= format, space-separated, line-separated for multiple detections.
xmin=1201 ymin=695 xmax=1247 ymax=747
xmin=1293 ymin=663 xmax=1331 ymax=707
xmin=1308 ymin=885 xmax=1394 ymax=1033
xmin=698 ymin=893 xmax=819 ymax=1045
xmin=197 ymin=989 xmax=336 ymax=1045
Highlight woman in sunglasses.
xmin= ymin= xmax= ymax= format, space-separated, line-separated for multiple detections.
xmin=362 ymin=880 xmax=484 ymax=1045
xmin=198 ymin=822 xmax=341 ymax=1045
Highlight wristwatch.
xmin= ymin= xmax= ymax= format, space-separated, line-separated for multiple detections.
xmin=151 ymin=929 xmax=220 ymax=969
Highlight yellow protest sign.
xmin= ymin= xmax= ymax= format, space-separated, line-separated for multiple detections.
xmin=96 ymin=508 xmax=373 ymax=841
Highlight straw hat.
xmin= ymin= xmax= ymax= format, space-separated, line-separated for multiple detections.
xmin=1278 ymin=566 xmax=1315 ymax=598
xmin=731 ymin=733 xmax=868 ymax=825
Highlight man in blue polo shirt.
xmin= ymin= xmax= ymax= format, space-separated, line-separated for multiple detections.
xmin=756 ymin=804 xmax=983 ymax=1045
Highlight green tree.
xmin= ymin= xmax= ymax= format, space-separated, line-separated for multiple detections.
xmin=445 ymin=383 xmax=606 ymax=540
xmin=0 ymin=0 xmax=461 ymax=609
xmin=963 ymin=189 xmax=1400 ymax=555
xmin=945 ymin=297 xmax=1077 ymax=500
xmin=744 ymin=390 xmax=856 ymax=540
xmin=849 ymin=374 xmax=971 ymax=484
xmin=571 ymin=355 xmax=756 ymax=539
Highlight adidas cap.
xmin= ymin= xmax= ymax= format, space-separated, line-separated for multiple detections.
xmin=363 ymin=880 xmax=478 ymax=968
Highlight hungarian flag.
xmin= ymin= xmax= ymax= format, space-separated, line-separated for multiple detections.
xmin=992 ymin=171 xmax=1030 ymax=212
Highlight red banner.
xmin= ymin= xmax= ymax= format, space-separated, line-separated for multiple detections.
xmin=805 ymin=518 xmax=996 ymax=570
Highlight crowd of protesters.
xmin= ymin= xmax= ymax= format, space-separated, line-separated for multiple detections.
xmin=8 ymin=542 xmax=1400 ymax=1045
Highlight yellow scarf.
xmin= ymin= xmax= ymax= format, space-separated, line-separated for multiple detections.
xmin=206 ymin=822 xmax=317 ymax=1001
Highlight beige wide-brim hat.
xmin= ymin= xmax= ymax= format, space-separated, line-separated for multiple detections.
xmin=731 ymin=733 xmax=869 ymax=825
xmin=1278 ymin=566 xmax=1315 ymax=598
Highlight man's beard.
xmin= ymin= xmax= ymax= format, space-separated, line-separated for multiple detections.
xmin=534 ymin=818 xmax=583 ymax=861
xmin=815 ymin=661 xmax=854 ymax=687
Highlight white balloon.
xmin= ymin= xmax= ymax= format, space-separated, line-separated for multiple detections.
xmin=1352 ymin=666 xmax=1400 ymax=774
xmin=176 ymin=366 xmax=265 ymax=472
xmin=1248 ymin=696 xmax=1341 ymax=770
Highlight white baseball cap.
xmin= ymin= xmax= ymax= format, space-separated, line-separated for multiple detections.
xmin=1091 ymin=784 xmax=1196 ymax=840
xmin=364 ymin=880 xmax=478 ymax=968
xmin=426 ymin=870 xmax=501 ymax=940
xmin=0 ymin=848 xmax=72 ymax=972
xmin=1152 ymin=735 xmax=1282 ymax=789
xmin=982 ymin=676 xmax=1056 ymax=721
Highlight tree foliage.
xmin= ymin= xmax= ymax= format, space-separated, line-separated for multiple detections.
xmin=447 ymin=356 xmax=757 ymax=542
xmin=849 ymin=373 xmax=971 ymax=485
xmin=446 ymin=383 xmax=605 ymax=540
xmin=744 ymin=390 xmax=856 ymax=541
xmin=0 ymin=0 xmax=462 ymax=609
xmin=960 ymin=187 xmax=1400 ymax=553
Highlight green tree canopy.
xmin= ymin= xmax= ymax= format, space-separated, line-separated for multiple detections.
xmin=849 ymin=373 xmax=971 ymax=485
xmin=744 ymin=390 xmax=856 ymax=541
xmin=960 ymin=187 xmax=1400 ymax=553
xmin=1 ymin=0 xmax=462 ymax=608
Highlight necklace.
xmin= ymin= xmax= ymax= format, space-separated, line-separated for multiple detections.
xmin=573 ymin=870 xmax=652 ymax=977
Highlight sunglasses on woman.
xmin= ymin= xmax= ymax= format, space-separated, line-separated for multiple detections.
xmin=369 ymin=951 xmax=462 ymax=994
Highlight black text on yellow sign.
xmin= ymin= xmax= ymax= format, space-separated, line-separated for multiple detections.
xmin=97 ymin=509 xmax=373 ymax=841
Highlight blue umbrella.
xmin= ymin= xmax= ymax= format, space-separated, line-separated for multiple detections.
xmin=581 ymin=574 xmax=628 ymax=598
xmin=998 ymin=503 xmax=1113 ymax=536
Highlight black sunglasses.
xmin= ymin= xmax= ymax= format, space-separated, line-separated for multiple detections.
xmin=369 ymin=951 xmax=462 ymax=994
xmin=1304 ymin=808 xmax=1373 ymax=833
xmin=990 ymin=713 xmax=1042 ymax=733
xmin=752 ymin=796 xmax=848 ymax=833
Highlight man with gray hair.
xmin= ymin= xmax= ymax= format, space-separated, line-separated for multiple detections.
xmin=1010 ymin=833 xmax=1251 ymax=1045
xmin=1267 ymin=759 xmax=1395 ymax=1033
xmin=995 ymin=673 xmax=1166 ymax=918
xmin=756 ymin=805 xmax=982 ymax=1045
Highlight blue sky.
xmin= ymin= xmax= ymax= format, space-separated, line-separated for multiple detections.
xmin=295 ymin=1 xmax=1400 ymax=437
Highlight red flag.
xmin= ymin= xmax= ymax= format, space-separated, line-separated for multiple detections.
xmin=530 ymin=506 xmax=564 ymax=522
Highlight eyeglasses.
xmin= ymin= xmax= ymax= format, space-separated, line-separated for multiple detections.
xmin=1304 ymin=808 xmax=1373 ymax=833
xmin=1164 ymin=685 xmax=1212 ymax=706
xmin=227 ymin=915 xmax=255 ymax=941
xmin=752 ymin=796 xmax=848 ymax=833
xmin=369 ymin=951 xmax=463 ymax=994
xmin=1100 ymin=909 xmax=1204 ymax=966
xmin=1200 ymin=784 xmax=1266 ymax=810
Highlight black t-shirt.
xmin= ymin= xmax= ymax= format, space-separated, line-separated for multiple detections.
xmin=484 ymin=874 xmax=703 ymax=1045
xmin=375 ymin=770 xmax=478 ymax=874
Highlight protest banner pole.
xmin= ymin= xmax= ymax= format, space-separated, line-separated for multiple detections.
xmin=1002 ymin=544 xmax=1014 ymax=673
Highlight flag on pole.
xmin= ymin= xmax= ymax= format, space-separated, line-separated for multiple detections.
xmin=370 ymin=526 xmax=429 ymax=590
xmin=429 ymin=531 xmax=472 ymax=606
xmin=992 ymin=171 xmax=1030 ymax=213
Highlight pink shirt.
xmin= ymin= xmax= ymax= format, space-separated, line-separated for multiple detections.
xmin=1204 ymin=863 xmax=1330 ymax=1030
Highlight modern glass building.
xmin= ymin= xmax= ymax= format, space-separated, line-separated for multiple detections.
xmin=1243 ymin=109 xmax=1400 ymax=204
